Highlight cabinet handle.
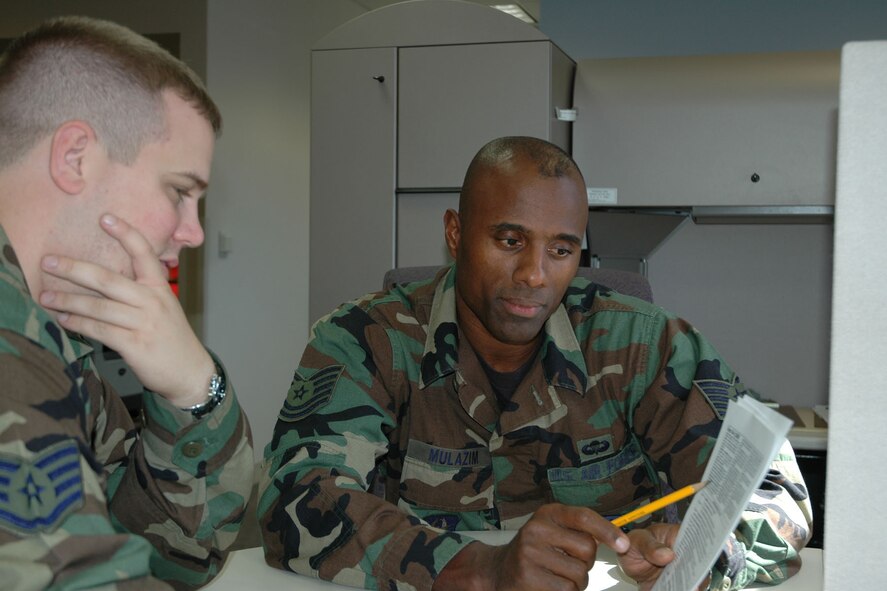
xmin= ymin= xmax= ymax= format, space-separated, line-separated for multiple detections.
xmin=372 ymin=75 xmax=385 ymax=83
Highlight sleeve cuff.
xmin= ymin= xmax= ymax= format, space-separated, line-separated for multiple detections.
xmin=140 ymin=354 xmax=246 ymax=475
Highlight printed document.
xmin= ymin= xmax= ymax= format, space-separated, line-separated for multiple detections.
xmin=651 ymin=395 xmax=793 ymax=591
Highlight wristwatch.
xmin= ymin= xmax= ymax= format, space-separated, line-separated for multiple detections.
xmin=183 ymin=363 xmax=227 ymax=419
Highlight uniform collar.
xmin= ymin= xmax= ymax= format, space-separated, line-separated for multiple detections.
xmin=0 ymin=223 xmax=92 ymax=361
xmin=0 ymin=223 xmax=32 ymax=300
xmin=419 ymin=265 xmax=589 ymax=394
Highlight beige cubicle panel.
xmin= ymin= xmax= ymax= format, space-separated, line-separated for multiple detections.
xmin=570 ymin=49 xmax=838 ymax=412
xmin=572 ymin=51 xmax=840 ymax=209
xmin=824 ymin=40 xmax=887 ymax=590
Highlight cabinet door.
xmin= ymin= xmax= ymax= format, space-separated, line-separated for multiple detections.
xmin=573 ymin=51 xmax=839 ymax=207
xmin=310 ymin=48 xmax=396 ymax=322
xmin=397 ymin=41 xmax=555 ymax=189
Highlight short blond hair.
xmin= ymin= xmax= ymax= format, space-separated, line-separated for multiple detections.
xmin=0 ymin=15 xmax=221 ymax=169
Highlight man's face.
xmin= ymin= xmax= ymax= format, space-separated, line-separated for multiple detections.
xmin=68 ymin=90 xmax=215 ymax=286
xmin=446 ymin=156 xmax=588 ymax=350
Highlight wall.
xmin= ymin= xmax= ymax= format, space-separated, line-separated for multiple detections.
xmin=541 ymin=0 xmax=887 ymax=407
xmin=0 ymin=1 xmax=206 ymax=84
xmin=541 ymin=0 xmax=887 ymax=58
xmin=205 ymin=1 xmax=365 ymax=456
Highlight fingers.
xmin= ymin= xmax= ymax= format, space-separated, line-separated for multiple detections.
xmin=439 ymin=507 xmax=637 ymax=591
xmin=514 ymin=519 xmax=597 ymax=568
xmin=40 ymin=213 xmax=171 ymax=301
xmin=511 ymin=555 xmax=590 ymax=591
xmin=543 ymin=504 xmax=630 ymax=554
xmin=36 ymin=213 xmax=211 ymax=405
xmin=41 ymin=253 xmax=140 ymax=303
xmin=97 ymin=214 xmax=167 ymax=284
xmin=617 ymin=524 xmax=679 ymax=588
xmin=45 ymin=303 xmax=129 ymax=349
xmin=501 ymin=504 xmax=631 ymax=589
xmin=38 ymin=279 xmax=142 ymax=355
xmin=39 ymin=289 xmax=140 ymax=330
xmin=37 ymin=213 xmax=173 ymax=355
xmin=436 ymin=539 xmax=590 ymax=591
xmin=627 ymin=526 xmax=675 ymax=567
xmin=502 ymin=527 xmax=594 ymax=590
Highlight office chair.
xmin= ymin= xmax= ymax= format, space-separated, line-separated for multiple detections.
xmin=382 ymin=265 xmax=654 ymax=303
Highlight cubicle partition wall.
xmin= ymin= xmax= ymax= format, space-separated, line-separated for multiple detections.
xmin=823 ymin=40 xmax=887 ymax=589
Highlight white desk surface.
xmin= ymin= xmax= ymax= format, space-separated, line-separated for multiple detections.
xmin=205 ymin=532 xmax=823 ymax=591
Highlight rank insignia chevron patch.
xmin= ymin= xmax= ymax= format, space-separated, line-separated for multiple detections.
xmin=0 ymin=439 xmax=84 ymax=535
xmin=693 ymin=376 xmax=743 ymax=419
xmin=279 ymin=365 xmax=345 ymax=422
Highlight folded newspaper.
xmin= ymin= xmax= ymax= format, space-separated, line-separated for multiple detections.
xmin=651 ymin=395 xmax=793 ymax=591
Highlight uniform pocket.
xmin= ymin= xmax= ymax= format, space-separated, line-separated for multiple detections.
xmin=399 ymin=440 xmax=494 ymax=513
xmin=547 ymin=437 xmax=647 ymax=511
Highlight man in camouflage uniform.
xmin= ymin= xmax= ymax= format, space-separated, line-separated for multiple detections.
xmin=260 ymin=137 xmax=811 ymax=591
xmin=0 ymin=17 xmax=253 ymax=589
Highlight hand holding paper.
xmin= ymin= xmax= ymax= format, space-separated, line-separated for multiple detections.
xmin=649 ymin=395 xmax=793 ymax=591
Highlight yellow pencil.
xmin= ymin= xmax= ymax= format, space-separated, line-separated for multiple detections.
xmin=611 ymin=481 xmax=707 ymax=527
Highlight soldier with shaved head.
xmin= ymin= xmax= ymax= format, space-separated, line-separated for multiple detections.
xmin=261 ymin=136 xmax=811 ymax=591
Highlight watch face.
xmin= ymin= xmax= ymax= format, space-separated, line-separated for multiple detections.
xmin=209 ymin=373 xmax=223 ymax=395
xmin=189 ymin=367 xmax=226 ymax=418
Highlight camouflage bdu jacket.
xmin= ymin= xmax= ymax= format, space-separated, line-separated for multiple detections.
xmin=0 ymin=226 xmax=254 ymax=590
xmin=260 ymin=265 xmax=812 ymax=591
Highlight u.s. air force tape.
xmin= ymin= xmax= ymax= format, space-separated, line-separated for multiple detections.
xmin=279 ymin=365 xmax=345 ymax=422
xmin=0 ymin=439 xmax=84 ymax=535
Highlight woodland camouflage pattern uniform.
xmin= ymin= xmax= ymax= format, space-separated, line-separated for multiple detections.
xmin=260 ymin=265 xmax=812 ymax=591
xmin=0 ymin=225 xmax=254 ymax=590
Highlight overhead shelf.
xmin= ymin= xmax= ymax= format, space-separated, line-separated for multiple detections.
xmin=573 ymin=51 xmax=840 ymax=209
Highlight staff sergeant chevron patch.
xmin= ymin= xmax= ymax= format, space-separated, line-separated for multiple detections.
xmin=0 ymin=439 xmax=84 ymax=535
xmin=694 ymin=376 xmax=745 ymax=419
xmin=279 ymin=365 xmax=345 ymax=422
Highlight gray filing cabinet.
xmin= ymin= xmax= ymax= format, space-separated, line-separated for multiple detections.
xmin=309 ymin=0 xmax=575 ymax=322
xmin=310 ymin=46 xmax=397 ymax=323
xmin=397 ymin=41 xmax=572 ymax=189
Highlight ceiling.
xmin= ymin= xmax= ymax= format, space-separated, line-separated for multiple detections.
xmin=351 ymin=0 xmax=541 ymax=24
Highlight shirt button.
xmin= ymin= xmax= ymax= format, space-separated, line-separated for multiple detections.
xmin=182 ymin=441 xmax=204 ymax=458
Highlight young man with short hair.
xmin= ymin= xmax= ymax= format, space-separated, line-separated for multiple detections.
xmin=0 ymin=16 xmax=253 ymax=589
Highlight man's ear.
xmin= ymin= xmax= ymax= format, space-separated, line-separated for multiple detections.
xmin=444 ymin=208 xmax=461 ymax=260
xmin=49 ymin=121 xmax=97 ymax=195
